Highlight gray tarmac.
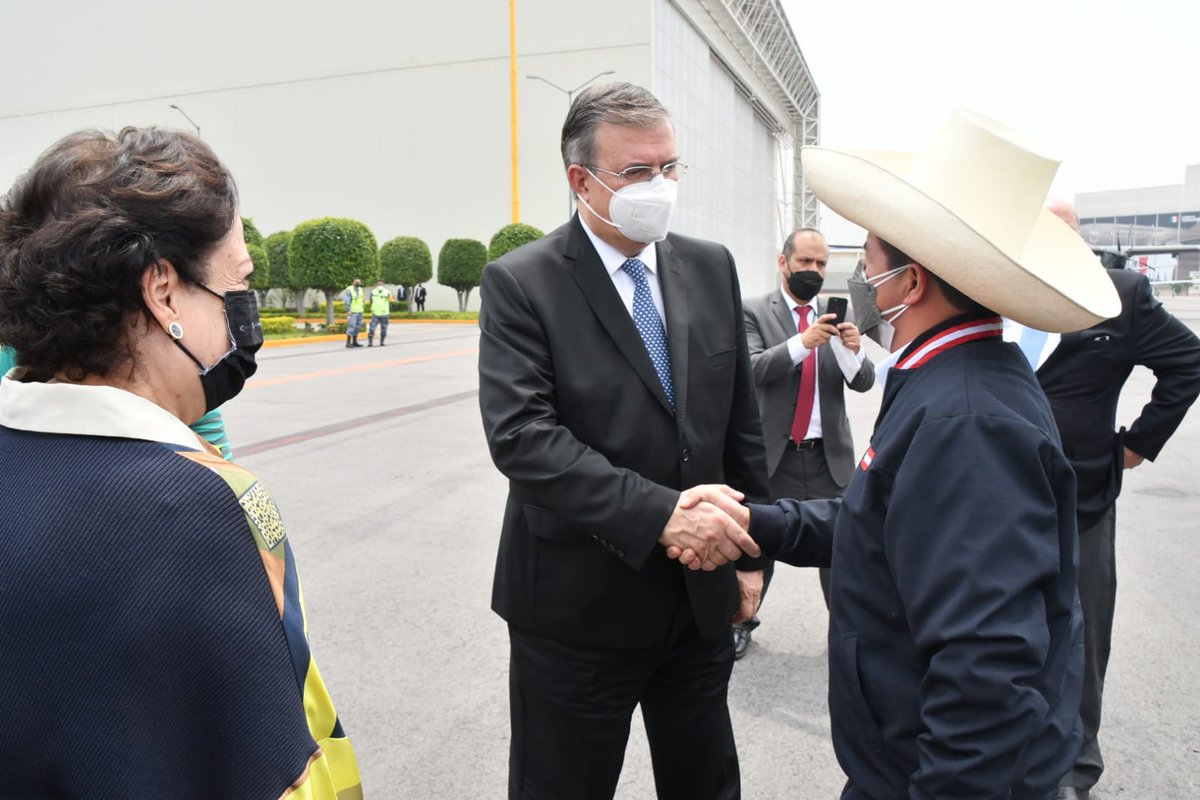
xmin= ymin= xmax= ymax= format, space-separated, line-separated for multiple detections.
xmin=223 ymin=299 xmax=1200 ymax=799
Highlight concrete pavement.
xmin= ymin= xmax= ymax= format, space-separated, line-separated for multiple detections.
xmin=222 ymin=304 xmax=1200 ymax=798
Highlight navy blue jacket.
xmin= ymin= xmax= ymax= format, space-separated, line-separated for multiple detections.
xmin=752 ymin=315 xmax=1084 ymax=799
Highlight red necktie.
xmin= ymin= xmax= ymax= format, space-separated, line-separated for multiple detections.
xmin=790 ymin=306 xmax=815 ymax=443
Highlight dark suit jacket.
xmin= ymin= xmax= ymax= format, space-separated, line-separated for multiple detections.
xmin=478 ymin=217 xmax=770 ymax=649
xmin=743 ymin=291 xmax=874 ymax=487
xmin=1037 ymin=268 xmax=1200 ymax=526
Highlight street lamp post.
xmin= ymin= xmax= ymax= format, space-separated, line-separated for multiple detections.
xmin=168 ymin=104 xmax=201 ymax=137
xmin=526 ymin=70 xmax=615 ymax=219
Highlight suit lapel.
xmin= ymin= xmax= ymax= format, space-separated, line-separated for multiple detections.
xmin=657 ymin=237 xmax=688 ymax=423
xmin=770 ymin=291 xmax=796 ymax=342
xmin=563 ymin=219 xmax=674 ymax=415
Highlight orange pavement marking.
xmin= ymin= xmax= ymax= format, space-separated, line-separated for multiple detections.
xmin=246 ymin=347 xmax=479 ymax=390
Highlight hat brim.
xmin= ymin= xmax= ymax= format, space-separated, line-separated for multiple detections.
xmin=802 ymin=147 xmax=1120 ymax=333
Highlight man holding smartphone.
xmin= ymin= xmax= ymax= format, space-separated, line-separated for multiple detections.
xmin=734 ymin=228 xmax=874 ymax=658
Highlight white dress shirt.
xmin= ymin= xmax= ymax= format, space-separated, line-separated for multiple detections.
xmin=579 ymin=216 xmax=666 ymax=325
xmin=782 ymin=289 xmax=824 ymax=440
xmin=1001 ymin=318 xmax=1061 ymax=370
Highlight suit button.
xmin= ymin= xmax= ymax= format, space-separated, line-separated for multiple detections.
xmin=616 ymin=548 xmax=625 ymax=558
xmin=681 ymin=448 xmax=690 ymax=462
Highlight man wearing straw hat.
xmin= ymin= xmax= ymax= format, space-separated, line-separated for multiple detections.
xmin=677 ymin=110 xmax=1121 ymax=798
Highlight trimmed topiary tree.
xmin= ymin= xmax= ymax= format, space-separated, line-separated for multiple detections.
xmin=242 ymin=218 xmax=270 ymax=304
xmin=488 ymin=222 xmax=544 ymax=261
xmin=289 ymin=217 xmax=380 ymax=326
xmin=242 ymin=217 xmax=265 ymax=247
xmin=438 ymin=238 xmax=487 ymax=312
xmin=246 ymin=242 xmax=271 ymax=299
xmin=380 ymin=236 xmax=433 ymax=311
xmin=266 ymin=230 xmax=302 ymax=315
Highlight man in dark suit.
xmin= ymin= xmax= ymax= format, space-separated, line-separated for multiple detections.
xmin=478 ymin=82 xmax=770 ymax=800
xmin=1007 ymin=200 xmax=1200 ymax=800
xmin=733 ymin=228 xmax=874 ymax=657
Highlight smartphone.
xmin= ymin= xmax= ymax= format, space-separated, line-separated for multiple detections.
xmin=825 ymin=296 xmax=848 ymax=326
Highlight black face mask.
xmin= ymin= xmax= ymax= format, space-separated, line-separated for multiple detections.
xmin=786 ymin=268 xmax=825 ymax=302
xmin=173 ymin=287 xmax=263 ymax=413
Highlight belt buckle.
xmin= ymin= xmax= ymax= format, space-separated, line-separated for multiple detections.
xmin=791 ymin=438 xmax=818 ymax=451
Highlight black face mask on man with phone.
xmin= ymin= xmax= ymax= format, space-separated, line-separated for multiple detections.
xmin=786 ymin=268 xmax=825 ymax=303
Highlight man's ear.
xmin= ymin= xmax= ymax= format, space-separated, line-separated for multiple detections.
xmin=902 ymin=264 xmax=931 ymax=306
xmin=566 ymin=164 xmax=590 ymax=201
xmin=140 ymin=259 xmax=184 ymax=334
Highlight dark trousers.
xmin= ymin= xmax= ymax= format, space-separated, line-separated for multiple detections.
xmin=508 ymin=596 xmax=739 ymax=800
xmin=1062 ymin=505 xmax=1117 ymax=791
xmin=736 ymin=440 xmax=842 ymax=632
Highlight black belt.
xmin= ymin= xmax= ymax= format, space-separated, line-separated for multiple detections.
xmin=788 ymin=438 xmax=822 ymax=451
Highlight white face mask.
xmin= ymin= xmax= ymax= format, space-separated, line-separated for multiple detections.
xmin=578 ymin=170 xmax=678 ymax=244
xmin=875 ymin=303 xmax=910 ymax=352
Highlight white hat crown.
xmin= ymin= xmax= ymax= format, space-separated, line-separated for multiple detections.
xmin=800 ymin=110 xmax=1121 ymax=332
xmin=906 ymin=111 xmax=1056 ymax=256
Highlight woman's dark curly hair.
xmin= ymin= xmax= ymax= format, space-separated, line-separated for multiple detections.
xmin=0 ymin=127 xmax=239 ymax=381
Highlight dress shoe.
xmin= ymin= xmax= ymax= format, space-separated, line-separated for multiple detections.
xmin=732 ymin=626 xmax=752 ymax=661
xmin=1054 ymin=787 xmax=1089 ymax=800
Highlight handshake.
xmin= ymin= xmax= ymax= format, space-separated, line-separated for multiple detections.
xmin=657 ymin=485 xmax=758 ymax=572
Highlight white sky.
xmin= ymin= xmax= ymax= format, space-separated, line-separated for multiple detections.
xmin=780 ymin=0 xmax=1200 ymax=199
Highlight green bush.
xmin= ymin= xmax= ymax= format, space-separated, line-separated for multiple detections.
xmin=260 ymin=316 xmax=298 ymax=335
xmin=246 ymin=242 xmax=270 ymax=291
xmin=380 ymin=236 xmax=433 ymax=291
xmin=265 ymin=231 xmax=293 ymax=288
xmin=290 ymin=217 xmax=380 ymax=325
xmin=438 ymin=238 xmax=487 ymax=312
xmin=488 ymin=222 xmax=544 ymax=261
xmin=242 ymin=217 xmax=265 ymax=247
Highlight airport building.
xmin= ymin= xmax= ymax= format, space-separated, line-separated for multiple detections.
xmin=1077 ymin=164 xmax=1200 ymax=282
xmin=0 ymin=0 xmax=820 ymax=309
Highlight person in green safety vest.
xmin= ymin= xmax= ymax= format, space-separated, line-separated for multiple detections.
xmin=342 ymin=278 xmax=364 ymax=348
xmin=367 ymin=280 xmax=392 ymax=347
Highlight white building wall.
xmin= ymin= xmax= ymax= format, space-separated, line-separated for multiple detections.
xmin=652 ymin=0 xmax=783 ymax=297
xmin=2 ymin=0 xmax=796 ymax=307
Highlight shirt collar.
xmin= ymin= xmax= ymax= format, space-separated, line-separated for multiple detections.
xmin=579 ymin=215 xmax=658 ymax=278
xmin=0 ymin=370 xmax=206 ymax=451
xmin=779 ymin=285 xmax=817 ymax=316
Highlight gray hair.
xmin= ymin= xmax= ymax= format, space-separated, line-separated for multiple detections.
xmin=560 ymin=82 xmax=671 ymax=170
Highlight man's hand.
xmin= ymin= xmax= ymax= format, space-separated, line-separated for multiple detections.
xmin=732 ymin=569 xmax=763 ymax=624
xmin=666 ymin=486 xmax=754 ymax=569
xmin=837 ymin=322 xmax=862 ymax=354
xmin=800 ymin=313 xmax=840 ymax=351
xmin=659 ymin=486 xmax=758 ymax=571
xmin=1123 ymin=446 xmax=1145 ymax=470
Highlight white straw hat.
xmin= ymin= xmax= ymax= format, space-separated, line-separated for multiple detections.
xmin=801 ymin=110 xmax=1120 ymax=332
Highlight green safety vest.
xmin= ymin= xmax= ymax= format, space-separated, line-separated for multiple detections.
xmin=370 ymin=287 xmax=390 ymax=316
xmin=347 ymin=286 xmax=364 ymax=313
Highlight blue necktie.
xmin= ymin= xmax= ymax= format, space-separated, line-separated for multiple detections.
xmin=620 ymin=258 xmax=674 ymax=408
xmin=1018 ymin=325 xmax=1048 ymax=368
